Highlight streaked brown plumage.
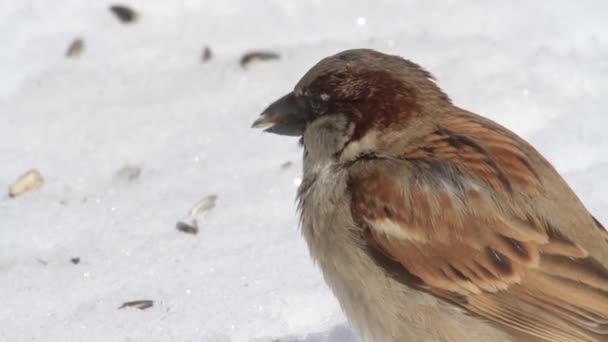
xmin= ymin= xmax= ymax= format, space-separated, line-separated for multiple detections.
xmin=252 ymin=49 xmax=608 ymax=342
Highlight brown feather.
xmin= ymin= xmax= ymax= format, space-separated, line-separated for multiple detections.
xmin=349 ymin=112 xmax=608 ymax=342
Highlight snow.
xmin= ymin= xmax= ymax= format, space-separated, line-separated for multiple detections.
xmin=1 ymin=1 xmax=607 ymax=341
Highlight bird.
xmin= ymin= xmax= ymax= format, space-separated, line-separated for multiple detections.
xmin=251 ymin=49 xmax=608 ymax=342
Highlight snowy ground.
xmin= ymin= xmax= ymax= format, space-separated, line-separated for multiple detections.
xmin=1 ymin=1 xmax=608 ymax=341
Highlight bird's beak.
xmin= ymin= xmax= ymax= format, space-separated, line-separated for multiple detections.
xmin=251 ymin=92 xmax=307 ymax=136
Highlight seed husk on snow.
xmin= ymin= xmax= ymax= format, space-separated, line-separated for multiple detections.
xmin=109 ymin=5 xmax=138 ymax=24
xmin=176 ymin=220 xmax=198 ymax=234
xmin=280 ymin=161 xmax=293 ymax=170
xmin=9 ymin=169 xmax=44 ymax=198
xmin=66 ymin=38 xmax=85 ymax=58
xmin=201 ymin=46 xmax=213 ymax=63
xmin=189 ymin=194 xmax=218 ymax=215
xmin=116 ymin=165 xmax=142 ymax=181
xmin=119 ymin=300 xmax=154 ymax=310
xmin=240 ymin=51 xmax=280 ymax=69
xmin=176 ymin=194 xmax=218 ymax=234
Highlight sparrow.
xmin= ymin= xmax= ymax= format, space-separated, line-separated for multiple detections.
xmin=252 ymin=49 xmax=608 ymax=342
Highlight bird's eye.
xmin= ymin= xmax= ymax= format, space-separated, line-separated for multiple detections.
xmin=308 ymin=96 xmax=322 ymax=111
xmin=300 ymin=90 xmax=327 ymax=114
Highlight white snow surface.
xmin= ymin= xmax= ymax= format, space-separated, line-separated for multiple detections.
xmin=2 ymin=1 xmax=608 ymax=341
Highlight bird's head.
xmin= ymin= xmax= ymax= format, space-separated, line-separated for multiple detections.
xmin=252 ymin=49 xmax=451 ymax=162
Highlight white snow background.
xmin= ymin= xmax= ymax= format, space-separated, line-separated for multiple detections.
xmin=1 ymin=1 xmax=608 ymax=341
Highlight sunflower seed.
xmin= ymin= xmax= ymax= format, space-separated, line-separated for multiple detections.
xmin=119 ymin=300 xmax=154 ymax=310
xmin=110 ymin=5 xmax=138 ymax=24
xmin=240 ymin=51 xmax=280 ymax=69
xmin=66 ymin=38 xmax=85 ymax=58
xmin=9 ymin=169 xmax=44 ymax=198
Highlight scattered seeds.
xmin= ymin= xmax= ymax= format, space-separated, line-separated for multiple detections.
xmin=119 ymin=300 xmax=154 ymax=310
xmin=201 ymin=46 xmax=213 ymax=63
xmin=9 ymin=169 xmax=44 ymax=198
xmin=66 ymin=38 xmax=85 ymax=58
xmin=176 ymin=194 xmax=218 ymax=235
xmin=189 ymin=194 xmax=218 ymax=215
xmin=116 ymin=165 xmax=141 ymax=181
xmin=176 ymin=220 xmax=198 ymax=234
xmin=109 ymin=4 xmax=138 ymax=24
xmin=70 ymin=258 xmax=80 ymax=265
xmin=280 ymin=161 xmax=293 ymax=170
xmin=240 ymin=51 xmax=280 ymax=69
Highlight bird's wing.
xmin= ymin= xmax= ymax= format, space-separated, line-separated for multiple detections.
xmin=348 ymin=112 xmax=608 ymax=342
